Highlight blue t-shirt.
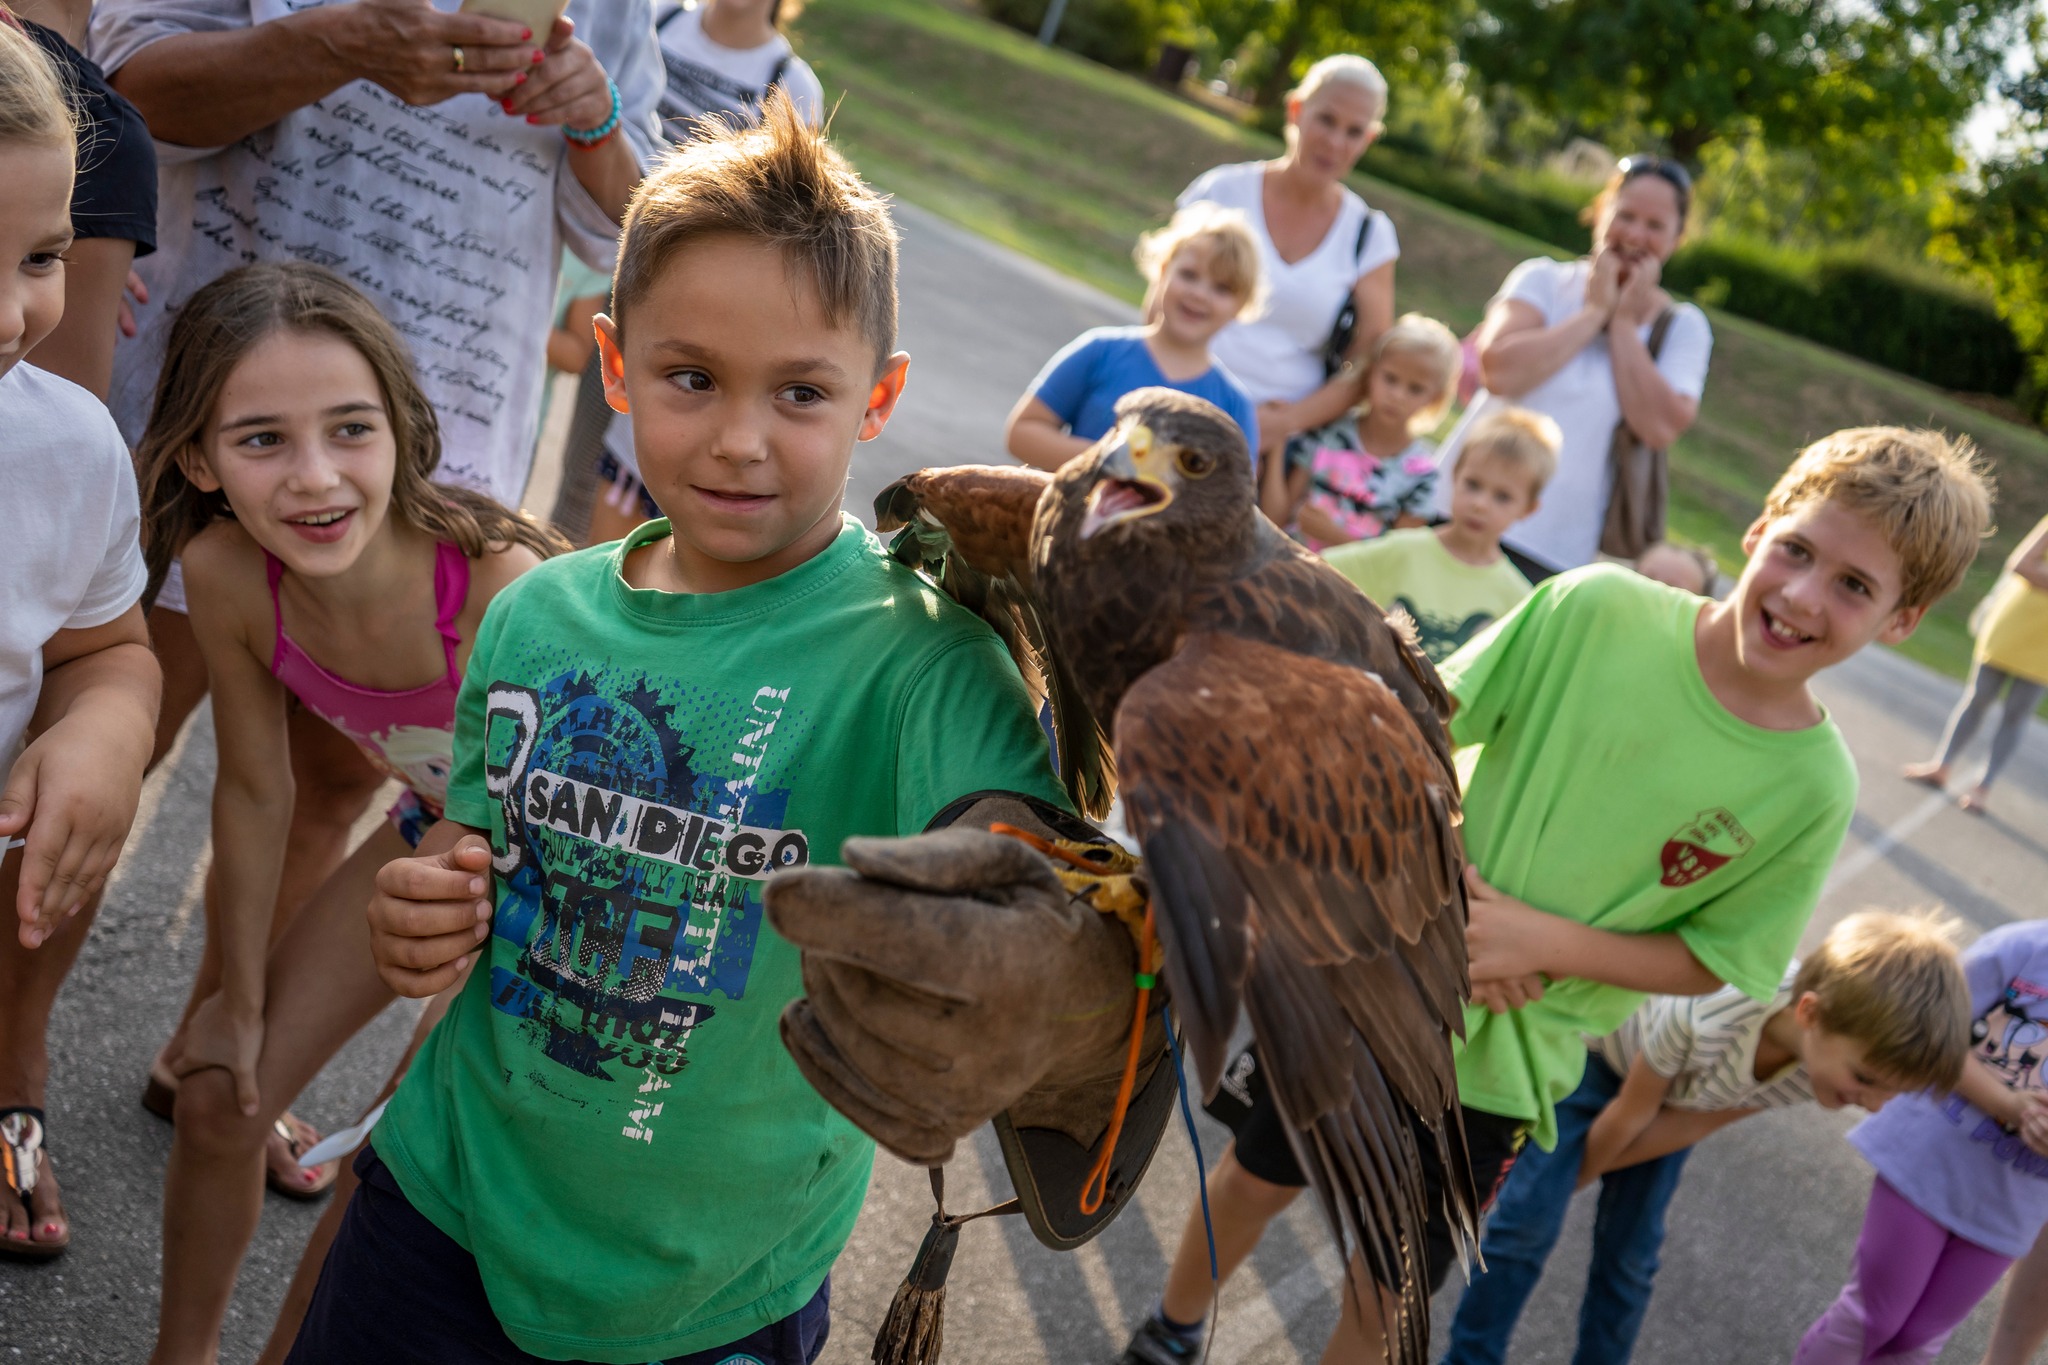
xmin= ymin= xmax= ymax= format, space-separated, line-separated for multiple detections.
xmin=1029 ymin=325 xmax=1259 ymax=451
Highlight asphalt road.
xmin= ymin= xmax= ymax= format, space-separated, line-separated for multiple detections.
xmin=5 ymin=203 xmax=2047 ymax=1364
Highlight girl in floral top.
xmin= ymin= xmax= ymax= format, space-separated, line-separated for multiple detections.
xmin=1293 ymin=313 xmax=1460 ymax=549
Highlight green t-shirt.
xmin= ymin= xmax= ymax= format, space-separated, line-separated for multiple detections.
xmin=1439 ymin=565 xmax=1856 ymax=1149
xmin=374 ymin=517 xmax=1068 ymax=1362
xmin=1322 ymin=528 xmax=1533 ymax=663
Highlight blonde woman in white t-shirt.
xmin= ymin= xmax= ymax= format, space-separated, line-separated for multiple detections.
xmin=1451 ymin=158 xmax=1714 ymax=577
xmin=1175 ymin=54 xmax=1399 ymax=514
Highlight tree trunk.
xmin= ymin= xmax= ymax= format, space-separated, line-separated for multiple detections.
xmin=1668 ymin=122 xmax=1713 ymax=169
xmin=1253 ymin=0 xmax=1319 ymax=109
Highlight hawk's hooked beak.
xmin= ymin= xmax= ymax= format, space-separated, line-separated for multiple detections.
xmin=1080 ymin=423 xmax=1174 ymax=540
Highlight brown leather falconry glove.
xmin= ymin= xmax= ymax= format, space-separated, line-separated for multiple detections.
xmin=764 ymin=825 xmax=1146 ymax=1167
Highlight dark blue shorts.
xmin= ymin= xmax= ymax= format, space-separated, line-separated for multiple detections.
xmin=285 ymin=1146 xmax=831 ymax=1365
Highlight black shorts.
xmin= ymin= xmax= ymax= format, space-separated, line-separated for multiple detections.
xmin=286 ymin=1146 xmax=832 ymax=1365
xmin=1206 ymin=1047 xmax=1526 ymax=1293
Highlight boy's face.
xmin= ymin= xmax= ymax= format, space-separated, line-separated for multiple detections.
xmin=1794 ymin=996 xmax=1907 ymax=1113
xmin=1730 ymin=499 xmax=1924 ymax=686
xmin=595 ymin=233 xmax=908 ymax=590
xmin=1447 ymin=452 xmax=1538 ymax=545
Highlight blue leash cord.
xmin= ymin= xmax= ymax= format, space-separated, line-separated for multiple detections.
xmin=1163 ymin=1005 xmax=1218 ymax=1284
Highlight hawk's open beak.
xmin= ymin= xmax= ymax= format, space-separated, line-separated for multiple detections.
xmin=1080 ymin=425 xmax=1173 ymax=540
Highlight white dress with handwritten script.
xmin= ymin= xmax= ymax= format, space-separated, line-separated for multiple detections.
xmin=92 ymin=0 xmax=661 ymax=529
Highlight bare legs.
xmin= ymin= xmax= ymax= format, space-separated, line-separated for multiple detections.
xmin=1158 ymin=1144 xmax=1304 ymax=1326
xmin=1905 ymin=662 xmax=2048 ymax=813
xmin=251 ymin=977 xmax=465 ymax=1365
xmin=1980 ymin=1227 xmax=2048 ymax=1365
xmin=1156 ymin=1146 xmax=1398 ymax=1363
xmin=149 ymin=823 xmax=410 ymax=1365
xmin=0 ymin=853 xmax=97 ymax=1251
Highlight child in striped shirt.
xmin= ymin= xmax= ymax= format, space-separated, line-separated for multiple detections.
xmin=1443 ymin=911 xmax=1974 ymax=1365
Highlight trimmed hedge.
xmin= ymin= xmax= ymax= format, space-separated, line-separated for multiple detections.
xmin=1364 ymin=141 xmax=1591 ymax=254
xmin=982 ymin=0 xmax=1161 ymax=72
xmin=1359 ymin=143 xmax=2025 ymax=398
xmin=1663 ymin=241 xmax=2026 ymax=397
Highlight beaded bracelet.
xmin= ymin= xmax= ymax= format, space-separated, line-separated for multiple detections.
xmin=563 ymin=78 xmax=621 ymax=149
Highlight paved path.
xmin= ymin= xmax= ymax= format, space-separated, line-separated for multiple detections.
xmin=6 ymin=203 xmax=2048 ymax=1364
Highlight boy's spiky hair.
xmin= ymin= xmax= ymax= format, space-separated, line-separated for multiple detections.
xmin=1794 ymin=909 xmax=1971 ymax=1092
xmin=1762 ymin=427 xmax=1993 ymax=610
xmin=610 ymin=90 xmax=899 ymax=369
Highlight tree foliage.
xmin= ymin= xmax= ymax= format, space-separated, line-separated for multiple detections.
xmin=1458 ymin=0 xmax=2030 ymax=167
xmin=1933 ymin=32 xmax=2048 ymax=418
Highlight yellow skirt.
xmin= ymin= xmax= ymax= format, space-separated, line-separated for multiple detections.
xmin=1976 ymin=574 xmax=2048 ymax=685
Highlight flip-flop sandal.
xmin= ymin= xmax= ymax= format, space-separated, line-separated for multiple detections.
xmin=142 ymin=1073 xmax=334 ymax=1200
xmin=267 ymin=1116 xmax=338 ymax=1201
xmin=0 ymin=1107 xmax=68 ymax=1261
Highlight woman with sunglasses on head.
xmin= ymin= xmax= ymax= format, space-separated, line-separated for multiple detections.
xmin=1440 ymin=156 xmax=1712 ymax=580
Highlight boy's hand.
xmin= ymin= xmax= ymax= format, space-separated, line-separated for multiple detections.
xmin=173 ymin=990 xmax=265 ymax=1117
xmin=4 ymin=711 xmax=150 ymax=948
xmin=766 ymin=828 xmax=1140 ymax=1166
xmin=1464 ymin=866 xmax=1562 ymax=986
xmin=1471 ymin=974 xmax=1547 ymax=1015
xmin=366 ymin=835 xmax=495 ymax=998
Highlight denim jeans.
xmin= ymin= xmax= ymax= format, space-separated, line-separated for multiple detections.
xmin=1441 ymin=1056 xmax=1694 ymax=1365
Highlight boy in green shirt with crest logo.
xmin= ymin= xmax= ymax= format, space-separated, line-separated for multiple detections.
xmin=1437 ymin=424 xmax=1992 ymax=1244
xmin=275 ymin=96 xmax=1140 ymax=1365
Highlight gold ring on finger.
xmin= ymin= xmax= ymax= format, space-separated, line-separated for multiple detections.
xmin=452 ymin=44 xmax=466 ymax=72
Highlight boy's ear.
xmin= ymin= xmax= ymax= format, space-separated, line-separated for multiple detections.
xmin=1739 ymin=513 xmax=1771 ymax=557
xmin=594 ymin=314 xmax=630 ymax=416
xmin=176 ymin=445 xmax=222 ymax=494
xmin=1792 ymin=990 xmax=1822 ymax=1030
xmin=1876 ymin=601 xmax=1928 ymax=647
xmin=858 ymin=352 xmax=911 ymax=443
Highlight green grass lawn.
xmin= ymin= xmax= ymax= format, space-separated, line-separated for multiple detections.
xmin=792 ymin=0 xmax=2048 ymax=678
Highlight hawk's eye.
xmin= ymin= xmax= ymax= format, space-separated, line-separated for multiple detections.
xmin=1176 ymin=447 xmax=1215 ymax=479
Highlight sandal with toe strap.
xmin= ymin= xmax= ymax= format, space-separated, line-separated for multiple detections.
xmin=1 ymin=1107 xmax=68 ymax=1261
xmin=268 ymin=1115 xmax=339 ymax=1201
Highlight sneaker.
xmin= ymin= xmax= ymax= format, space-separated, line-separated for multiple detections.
xmin=1118 ymin=1314 xmax=1203 ymax=1364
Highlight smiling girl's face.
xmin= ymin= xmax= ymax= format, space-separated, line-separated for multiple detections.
xmin=185 ymin=329 xmax=400 ymax=579
xmin=1153 ymin=239 xmax=1247 ymax=349
xmin=0 ymin=138 xmax=74 ymax=383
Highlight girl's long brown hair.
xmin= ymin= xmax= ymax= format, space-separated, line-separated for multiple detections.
xmin=135 ymin=262 xmax=569 ymax=608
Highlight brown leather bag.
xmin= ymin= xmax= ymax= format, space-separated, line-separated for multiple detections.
xmin=1599 ymin=307 xmax=1678 ymax=560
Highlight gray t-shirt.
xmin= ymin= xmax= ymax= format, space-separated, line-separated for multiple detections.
xmin=1593 ymin=964 xmax=1813 ymax=1112
xmin=1850 ymin=921 xmax=2048 ymax=1258
xmin=91 ymin=0 xmax=663 ymax=508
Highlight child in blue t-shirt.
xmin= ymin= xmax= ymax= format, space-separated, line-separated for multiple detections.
xmin=1005 ymin=204 xmax=1261 ymax=470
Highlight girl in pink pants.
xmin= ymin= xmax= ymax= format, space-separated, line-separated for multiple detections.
xmin=1797 ymin=920 xmax=2048 ymax=1364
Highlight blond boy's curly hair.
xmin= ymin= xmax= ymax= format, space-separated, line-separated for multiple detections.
xmin=1763 ymin=427 xmax=1994 ymax=611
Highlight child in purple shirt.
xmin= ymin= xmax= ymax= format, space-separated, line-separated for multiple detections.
xmin=1798 ymin=919 xmax=2048 ymax=1364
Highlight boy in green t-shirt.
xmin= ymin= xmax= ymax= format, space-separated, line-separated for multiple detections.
xmin=278 ymin=99 xmax=1084 ymax=1365
xmin=1324 ymin=407 xmax=1559 ymax=662
xmin=1439 ymin=425 xmax=1991 ymax=1221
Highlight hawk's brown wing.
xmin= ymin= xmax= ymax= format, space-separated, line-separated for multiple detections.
xmin=1189 ymin=527 xmax=1459 ymax=792
xmin=874 ymin=465 xmax=1115 ymax=818
xmin=1116 ymin=631 xmax=1475 ymax=1362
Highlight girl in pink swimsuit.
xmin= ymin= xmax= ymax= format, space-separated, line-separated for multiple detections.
xmin=132 ymin=264 xmax=567 ymax=1363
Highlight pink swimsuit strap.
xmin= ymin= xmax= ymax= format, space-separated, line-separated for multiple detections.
xmin=264 ymin=541 xmax=469 ymax=721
